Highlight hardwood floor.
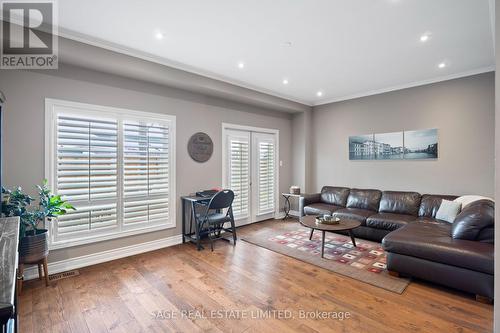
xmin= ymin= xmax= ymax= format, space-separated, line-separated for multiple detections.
xmin=19 ymin=219 xmax=493 ymax=333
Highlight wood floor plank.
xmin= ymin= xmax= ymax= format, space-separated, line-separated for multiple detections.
xmin=94 ymin=274 xmax=145 ymax=333
xmin=183 ymin=242 xmax=395 ymax=333
xmin=18 ymin=287 xmax=33 ymax=333
xmin=30 ymin=282 xmax=54 ymax=331
xmin=18 ymin=219 xmax=493 ymax=333
xmin=131 ymin=259 xmax=224 ymax=333
xmin=177 ymin=248 xmax=345 ymax=332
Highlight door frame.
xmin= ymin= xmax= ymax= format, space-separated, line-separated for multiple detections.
xmin=221 ymin=123 xmax=280 ymax=224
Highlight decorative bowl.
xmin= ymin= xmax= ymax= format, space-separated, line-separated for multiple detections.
xmin=315 ymin=216 xmax=340 ymax=225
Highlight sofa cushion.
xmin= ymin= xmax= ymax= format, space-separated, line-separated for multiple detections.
xmin=414 ymin=216 xmax=446 ymax=224
xmin=451 ymin=199 xmax=494 ymax=241
xmin=379 ymin=191 xmax=421 ymax=216
xmin=346 ymin=189 xmax=381 ymax=211
xmin=366 ymin=213 xmax=416 ymax=231
xmin=320 ymin=186 xmax=350 ymax=207
xmin=418 ymin=194 xmax=458 ymax=218
xmin=333 ymin=208 xmax=374 ymax=225
xmin=382 ymin=222 xmax=494 ymax=274
xmin=303 ymin=203 xmax=341 ymax=216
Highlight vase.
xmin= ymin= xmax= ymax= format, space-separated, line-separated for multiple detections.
xmin=19 ymin=229 xmax=49 ymax=264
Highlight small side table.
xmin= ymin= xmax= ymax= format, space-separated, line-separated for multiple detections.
xmin=282 ymin=193 xmax=302 ymax=220
xmin=300 ymin=216 xmax=361 ymax=258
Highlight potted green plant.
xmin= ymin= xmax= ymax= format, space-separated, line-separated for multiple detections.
xmin=1 ymin=180 xmax=75 ymax=263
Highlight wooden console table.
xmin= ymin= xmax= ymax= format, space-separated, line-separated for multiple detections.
xmin=0 ymin=217 xmax=20 ymax=333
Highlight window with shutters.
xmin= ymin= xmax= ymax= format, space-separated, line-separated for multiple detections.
xmin=45 ymin=99 xmax=176 ymax=249
xmin=123 ymin=121 xmax=170 ymax=226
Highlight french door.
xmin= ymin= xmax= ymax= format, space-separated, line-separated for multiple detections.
xmin=223 ymin=126 xmax=278 ymax=226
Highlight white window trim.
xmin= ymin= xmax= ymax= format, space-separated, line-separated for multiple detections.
xmin=45 ymin=98 xmax=176 ymax=250
xmin=221 ymin=123 xmax=280 ymax=221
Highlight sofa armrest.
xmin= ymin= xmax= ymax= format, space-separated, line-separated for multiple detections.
xmin=299 ymin=193 xmax=321 ymax=217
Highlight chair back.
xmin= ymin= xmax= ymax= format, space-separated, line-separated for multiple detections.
xmin=208 ymin=189 xmax=235 ymax=210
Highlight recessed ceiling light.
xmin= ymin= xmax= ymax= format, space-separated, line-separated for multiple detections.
xmin=316 ymin=91 xmax=323 ymax=97
xmin=420 ymin=34 xmax=430 ymax=42
xmin=282 ymin=79 xmax=289 ymax=85
xmin=438 ymin=62 xmax=446 ymax=69
xmin=154 ymin=31 xmax=164 ymax=40
xmin=238 ymin=62 xmax=245 ymax=69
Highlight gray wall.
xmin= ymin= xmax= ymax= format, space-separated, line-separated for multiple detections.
xmin=311 ymin=72 xmax=495 ymax=197
xmin=292 ymin=109 xmax=313 ymax=194
xmin=0 ymin=64 xmax=293 ymax=263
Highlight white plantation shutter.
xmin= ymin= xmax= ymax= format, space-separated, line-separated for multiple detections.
xmin=57 ymin=204 xmax=118 ymax=235
xmin=123 ymin=121 xmax=170 ymax=226
xmin=257 ymin=140 xmax=275 ymax=214
xmin=46 ymin=99 xmax=175 ymax=248
xmin=55 ymin=115 xmax=118 ymax=238
xmin=228 ymin=135 xmax=250 ymax=218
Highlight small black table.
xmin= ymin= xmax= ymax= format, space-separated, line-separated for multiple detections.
xmin=181 ymin=195 xmax=213 ymax=250
xmin=282 ymin=193 xmax=301 ymax=220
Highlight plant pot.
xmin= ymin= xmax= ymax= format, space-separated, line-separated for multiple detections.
xmin=19 ymin=229 xmax=49 ymax=264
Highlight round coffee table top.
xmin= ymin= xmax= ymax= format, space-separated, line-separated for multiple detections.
xmin=300 ymin=215 xmax=361 ymax=232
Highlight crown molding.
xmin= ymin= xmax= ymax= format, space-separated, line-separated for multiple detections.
xmin=56 ymin=27 xmax=312 ymax=107
xmin=55 ymin=28 xmax=494 ymax=110
xmin=313 ymin=66 xmax=495 ymax=107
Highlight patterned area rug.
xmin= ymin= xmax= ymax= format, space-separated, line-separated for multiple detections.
xmin=242 ymin=223 xmax=410 ymax=294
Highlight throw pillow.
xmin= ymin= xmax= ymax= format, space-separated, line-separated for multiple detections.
xmin=453 ymin=195 xmax=494 ymax=209
xmin=435 ymin=199 xmax=462 ymax=223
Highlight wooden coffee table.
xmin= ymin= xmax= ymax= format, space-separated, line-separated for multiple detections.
xmin=300 ymin=216 xmax=361 ymax=258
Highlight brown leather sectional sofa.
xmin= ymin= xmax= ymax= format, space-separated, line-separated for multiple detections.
xmin=299 ymin=186 xmax=494 ymax=301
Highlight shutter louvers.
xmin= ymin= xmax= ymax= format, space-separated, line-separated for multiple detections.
xmin=258 ymin=141 xmax=275 ymax=214
xmin=229 ymin=139 xmax=249 ymax=217
xmin=57 ymin=204 xmax=117 ymax=234
xmin=123 ymin=121 xmax=170 ymax=225
xmin=56 ymin=115 xmax=118 ymax=238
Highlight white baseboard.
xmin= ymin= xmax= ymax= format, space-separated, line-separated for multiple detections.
xmin=274 ymin=210 xmax=300 ymax=219
xmin=274 ymin=212 xmax=285 ymax=219
xmin=23 ymin=234 xmax=183 ymax=280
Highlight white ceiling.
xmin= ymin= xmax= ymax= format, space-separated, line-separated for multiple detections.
xmin=56 ymin=0 xmax=494 ymax=106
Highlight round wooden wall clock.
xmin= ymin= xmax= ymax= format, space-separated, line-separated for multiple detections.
xmin=188 ymin=132 xmax=213 ymax=162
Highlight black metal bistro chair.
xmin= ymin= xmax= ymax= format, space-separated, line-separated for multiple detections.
xmin=194 ymin=189 xmax=237 ymax=251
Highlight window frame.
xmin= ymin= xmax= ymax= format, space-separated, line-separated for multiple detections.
xmin=45 ymin=98 xmax=176 ymax=250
